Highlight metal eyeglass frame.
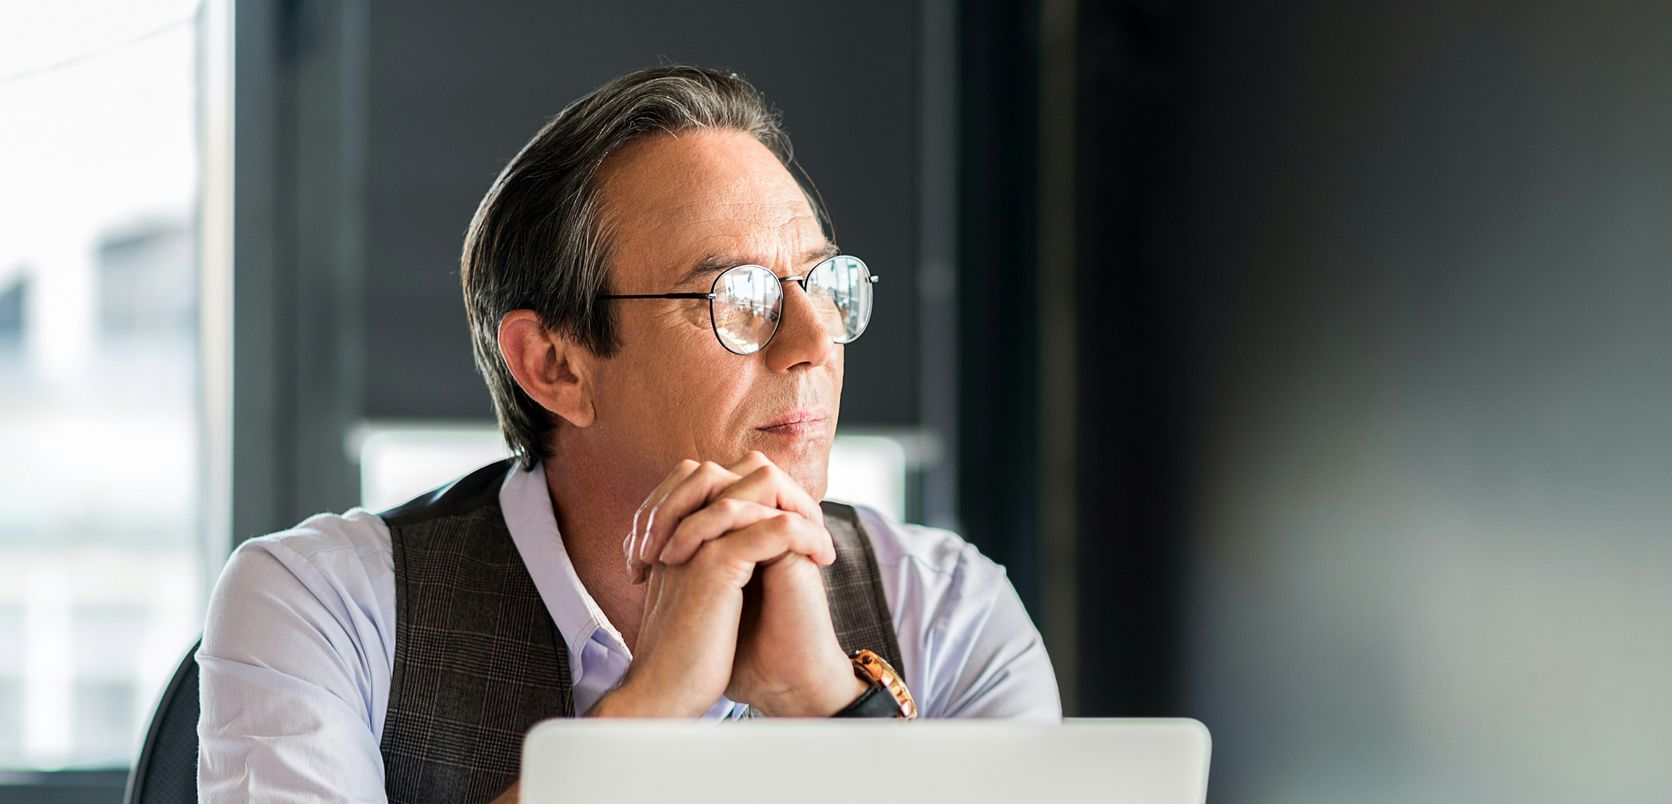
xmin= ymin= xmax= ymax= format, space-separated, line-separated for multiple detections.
xmin=597 ymin=255 xmax=880 ymax=355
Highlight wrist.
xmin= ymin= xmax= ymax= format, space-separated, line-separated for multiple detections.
xmin=586 ymin=674 xmax=710 ymax=718
xmin=750 ymin=654 xmax=870 ymax=717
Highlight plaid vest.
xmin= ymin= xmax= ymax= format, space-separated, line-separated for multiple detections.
xmin=375 ymin=459 xmax=905 ymax=804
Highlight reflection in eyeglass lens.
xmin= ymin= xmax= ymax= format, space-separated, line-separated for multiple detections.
xmin=711 ymin=257 xmax=873 ymax=353
xmin=713 ymin=266 xmax=781 ymax=354
xmin=808 ymin=256 xmax=873 ymax=343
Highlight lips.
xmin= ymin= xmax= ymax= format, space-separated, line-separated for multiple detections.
xmin=756 ymin=409 xmax=829 ymax=432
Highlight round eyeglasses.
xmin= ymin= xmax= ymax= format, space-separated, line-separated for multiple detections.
xmin=598 ymin=255 xmax=879 ymax=355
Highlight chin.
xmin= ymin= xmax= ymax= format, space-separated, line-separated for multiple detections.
xmin=754 ymin=443 xmax=830 ymax=500
xmin=790 ymin=462 xmax=829 ymax=502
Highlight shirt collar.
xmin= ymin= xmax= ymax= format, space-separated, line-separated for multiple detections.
xmin=497 ymin=460 xmax=632 ymax=677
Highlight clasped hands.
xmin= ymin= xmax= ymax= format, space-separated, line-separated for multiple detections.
xmin=588 ymin=451 xmax=867 ymax=718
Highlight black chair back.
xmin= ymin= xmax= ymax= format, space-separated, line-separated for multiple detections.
xmin=125 ymin=640 xmax=201 ymax=804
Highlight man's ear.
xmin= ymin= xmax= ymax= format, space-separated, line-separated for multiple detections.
xmin=498 ymin=310 xmax=596 ymax=428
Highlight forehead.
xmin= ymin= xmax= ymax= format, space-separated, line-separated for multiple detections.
xmin=595 ymin=129 xmax=826 ymax=285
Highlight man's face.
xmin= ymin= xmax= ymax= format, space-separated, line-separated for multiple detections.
xmin=585 ymin=129 xmax=842 ymax=498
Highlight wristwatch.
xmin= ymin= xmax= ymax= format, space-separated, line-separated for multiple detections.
xmin=832 ymin=649 xmax=918 ymax=719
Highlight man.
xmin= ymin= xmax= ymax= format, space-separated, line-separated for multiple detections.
xmin=198 ymin=65 xmax=1059 ymax=804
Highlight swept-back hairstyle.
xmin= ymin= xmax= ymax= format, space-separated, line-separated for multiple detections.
xmin=460 ymin=65 xmax=827 ymax=468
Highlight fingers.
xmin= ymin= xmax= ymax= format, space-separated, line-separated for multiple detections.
xmin=627 ymin=451 xmax=829 ymax=584
xmin=716 ymin=453 xmax=824 ymax=527
xmin=628 ymin=459 xmax=743 ymax=583
xmin=648 ymin=452 xmax=827 ymax=571
xmin=641 ymin=460 xmax=744 ymax=562
xmin=659 ymin=498 xmax=835 ymax=567
xmin=722 ymin=449 xmax=775 ymax=481
xmin=625 ymin=459 xmax=704 ymax=581
xmin=687 ymin=511 xmax=837 ymax=574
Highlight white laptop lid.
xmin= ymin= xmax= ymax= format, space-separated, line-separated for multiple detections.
xmin=521 ymin=718 xmax=1210 ymax=804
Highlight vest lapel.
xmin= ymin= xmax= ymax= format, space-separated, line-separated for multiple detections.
xmin=820 ymin=501 xmax=907 ymax=672
xmin=380 ymin=462 xmax=573 ymax=804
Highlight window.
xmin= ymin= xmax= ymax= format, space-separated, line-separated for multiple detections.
xmin=357 ymin=422 xmax=912 ymax=522
xmin=0 ymin=0 xmax=210 ymax=776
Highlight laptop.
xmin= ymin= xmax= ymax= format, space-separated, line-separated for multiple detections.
xmin=521 ymin=718 xmax=1211 ymax=804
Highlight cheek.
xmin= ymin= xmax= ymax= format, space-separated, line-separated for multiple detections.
xmin=612 ymin=328 xmax=752 ymax=435
xmin=686 ymin=362 xmax=755 ymax=426
xmin=657 ymin=362 xmax=757 ymax=462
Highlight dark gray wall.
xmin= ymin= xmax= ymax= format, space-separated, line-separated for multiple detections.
xmin=362 ymin=1 xmax=922 ymax=425
xmin=1069 ymin=1 xmax=1672 ymax=801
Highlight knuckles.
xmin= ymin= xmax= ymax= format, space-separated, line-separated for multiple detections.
xmin=758 ymin=510 xmax=800 ymax=540
xmin=631 ymin=453 xmax=826 ymax=574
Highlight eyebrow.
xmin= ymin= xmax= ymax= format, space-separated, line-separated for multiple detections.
xmin=674 ymin=242 xmax=841 ymax=287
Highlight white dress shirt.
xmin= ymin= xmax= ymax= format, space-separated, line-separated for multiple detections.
xmin=198 ymin=461 xmax=1060 ymax=802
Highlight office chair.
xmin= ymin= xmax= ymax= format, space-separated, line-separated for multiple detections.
xmin=125 ymin=640 xmax=201 ymax=804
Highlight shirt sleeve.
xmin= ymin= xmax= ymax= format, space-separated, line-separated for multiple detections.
xmin=865 ymin=510 xmax=1064 ymax=721
xmin=197 ymin=514 xmax=395 ymax=804
xmin=928 ymin=552 xmax=1062 ymax=720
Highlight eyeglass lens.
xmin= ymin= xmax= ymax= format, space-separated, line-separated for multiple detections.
xmin=710 ymin=256 xmax=873 ymax=355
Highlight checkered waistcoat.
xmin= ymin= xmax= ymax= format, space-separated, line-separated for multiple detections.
xmin=375 ymin=459 xmax=906 ymax=804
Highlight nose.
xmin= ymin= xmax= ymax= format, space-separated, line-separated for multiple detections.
xmin=763 ymin=279 xmax=838 ymax=372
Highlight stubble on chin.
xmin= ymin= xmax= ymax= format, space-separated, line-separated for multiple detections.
xmin=784 ymin=455 xmax=830 ymax=503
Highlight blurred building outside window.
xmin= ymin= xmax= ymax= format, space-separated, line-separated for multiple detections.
xmin=0 ymin=0 xmax=210 ymax=772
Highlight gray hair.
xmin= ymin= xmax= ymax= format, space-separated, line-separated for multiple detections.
xmin=461 ymin=65 xmax=828 ymax=469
